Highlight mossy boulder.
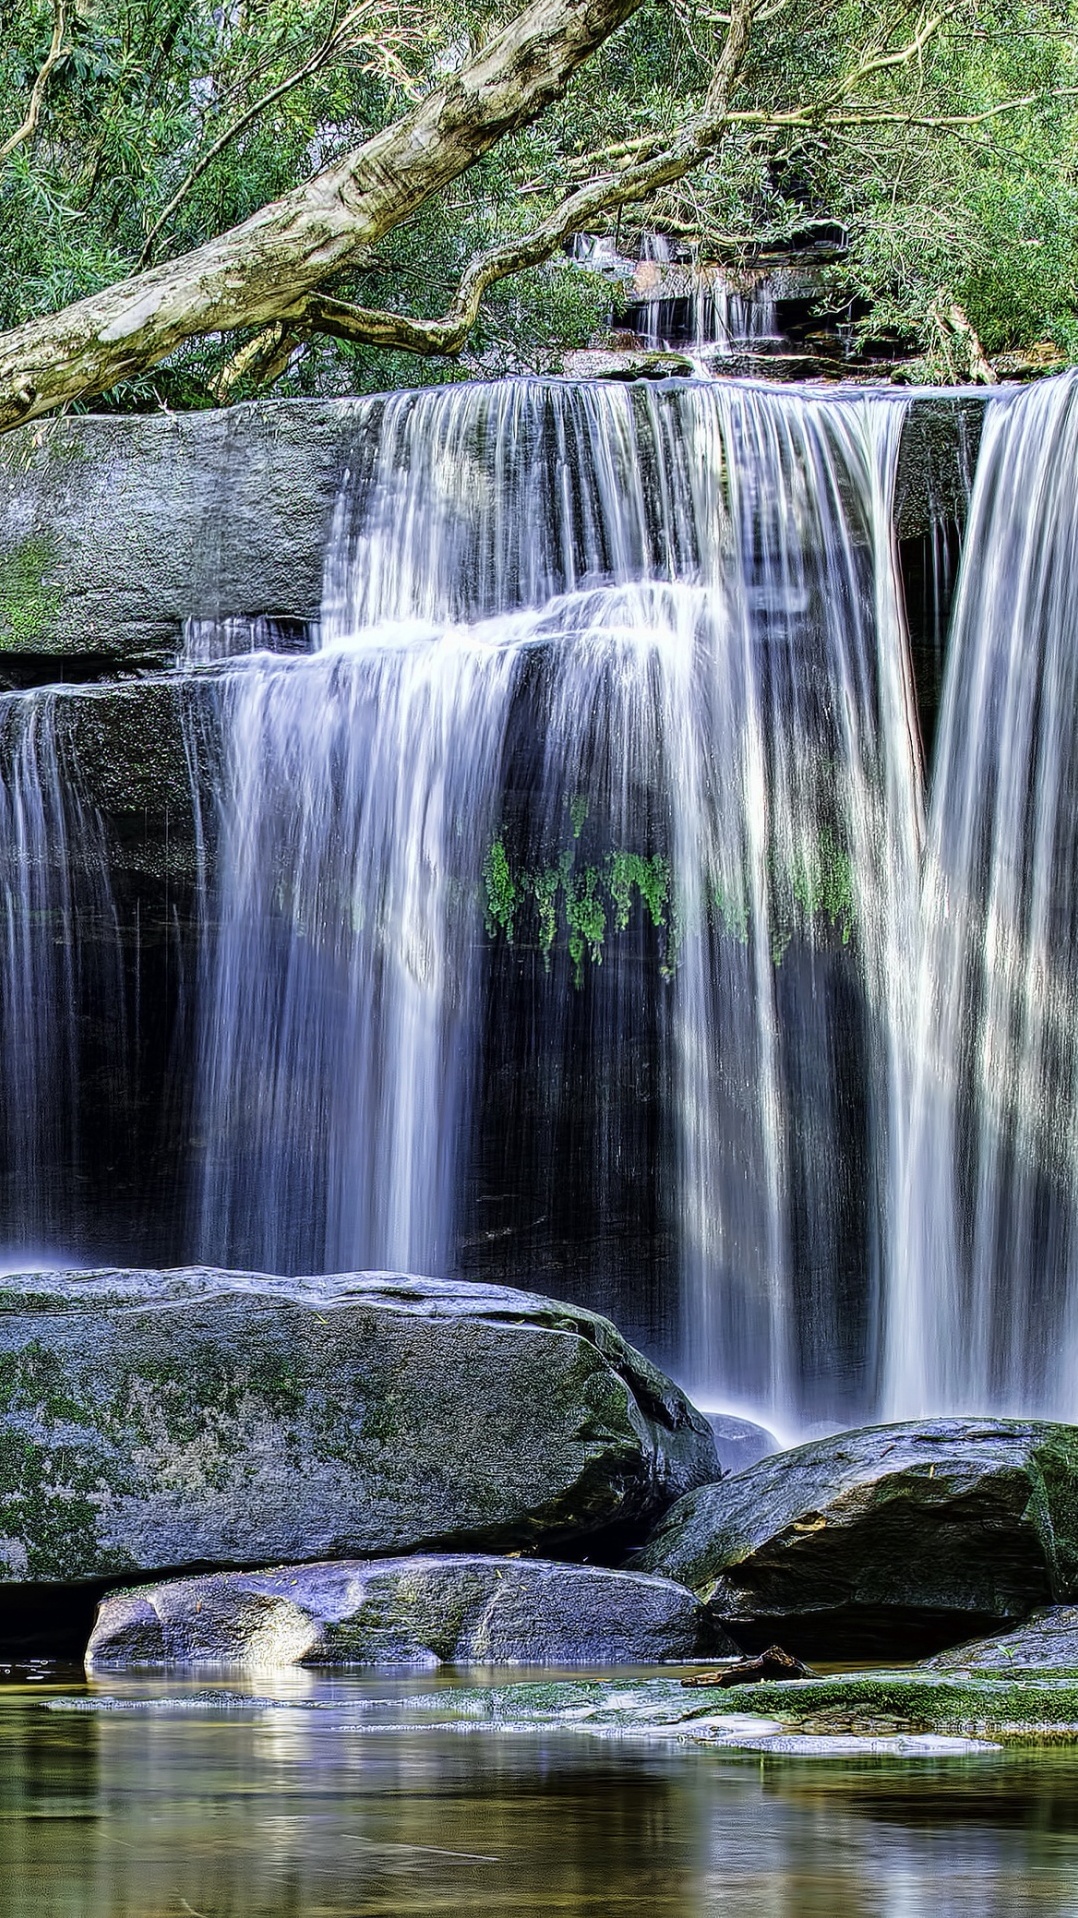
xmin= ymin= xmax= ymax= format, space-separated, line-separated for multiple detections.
xmin=85 ymin=1553 xmax=727 ymax=1671
xmin=0 ymin=1268 xmax=718 ymax=1586
xmin=629 ymin=1418 xmax=1078 ymax=1658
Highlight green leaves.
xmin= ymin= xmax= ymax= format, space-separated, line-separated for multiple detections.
xmin=2 ymin=0 xmax=1077 ymax=400
xmin=480 ymin=822 xmax=858 ymax=988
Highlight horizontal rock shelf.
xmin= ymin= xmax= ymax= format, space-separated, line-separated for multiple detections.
xmin=0 ymin=1268 xmax=718 ymax=1585
xmin=0 ymin=393 xmax=985 ymax=668
xmin=85 ymin=1554 xmax=727 ymax=1670
xmin=630 ymin=1417 xmax=1078 ymax=1658
xmin=52 ymin=1671 xmax=1078 ymax=1751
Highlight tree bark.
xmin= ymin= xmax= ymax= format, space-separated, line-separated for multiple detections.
xmin=0 ymin=0 xmax=645 ymax=431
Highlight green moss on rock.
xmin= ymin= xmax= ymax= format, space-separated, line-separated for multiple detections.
xmin=0 ymin=536 xmax=61 ymax=647
xmin=712 ymin=1673 xmax=1078 ymax=1741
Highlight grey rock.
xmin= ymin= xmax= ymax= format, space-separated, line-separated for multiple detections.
xmin=85 ymin=1554 xmax=727 ymax=1670
xmin=0 ymin=402 xmax=356 ymax=663
xmin=922 ymin=1606 xmax=1078 ymax=1673
xmin=0 ymin=1268 xmax=718 ymax=1584
xmin=892 ymin=394 xmax=986 ymax=540
xmin=705 ymin=1413 xmax=779 ymax=1473
xmin=630 ymin=1419 xmax=1078 ymax=1658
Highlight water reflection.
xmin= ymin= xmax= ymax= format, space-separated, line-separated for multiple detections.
xmin=1 ymin=1673 xmax=1076 ymax=1916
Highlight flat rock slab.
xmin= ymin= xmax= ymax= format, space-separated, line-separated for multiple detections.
xmin=0 ymin=1268 xmax=717 ymax=1584
xmin=923 ymin=1606 xmax=1078 ymax=1673
xmin=85 ymin=1554 xmax=725 ymax=1670
xmin=630 ymin=1418 xmax=1078 ymax=1658
xmin=47 ymin=1674 xmax=1019 ymax=1753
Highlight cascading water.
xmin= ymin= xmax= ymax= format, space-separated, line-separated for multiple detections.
xmin=889 ymin=373 xmax=1078 ymax=1419
xmin=192 ymin=377 xmax=922 ymax=1426
xmin=0 ymin=689 xmax=123 ymax=1254
xmin=632 ymin=259 xmax=780 ymax=357
xmin=673 ymin=393 xmax=921 ymax=1423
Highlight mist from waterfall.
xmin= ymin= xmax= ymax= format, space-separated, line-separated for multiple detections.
xmin=192 ymin=378 xmax=922 ymax=1425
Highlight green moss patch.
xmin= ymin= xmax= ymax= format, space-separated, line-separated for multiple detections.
xmin=712 ymin=1673 xmax=1078 ymax=1742
xmin=0 ymin=536 xmax=62 ymax=648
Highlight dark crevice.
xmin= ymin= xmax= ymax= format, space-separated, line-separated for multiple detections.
xmin=0 ymin=654 xmax=169 ymax=692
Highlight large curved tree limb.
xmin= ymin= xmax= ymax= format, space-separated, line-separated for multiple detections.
xmin=0 ymin=0 xmax=1017 ymax=426
xmin=0 ymin=0 xmax=646 ymax=431
xmin=137 ymin=0 xmax=415 ymax=270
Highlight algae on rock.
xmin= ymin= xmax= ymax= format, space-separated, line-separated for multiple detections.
xmin=0 ymin=537 xmax=61 ymax=648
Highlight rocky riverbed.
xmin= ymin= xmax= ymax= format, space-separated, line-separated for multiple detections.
xmin=3 ymin=1267 xmax=1078 ymax=1748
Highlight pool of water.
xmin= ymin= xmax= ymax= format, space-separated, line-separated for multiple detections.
xmin=2 ymin=1668 xmax=1078 ymax=1916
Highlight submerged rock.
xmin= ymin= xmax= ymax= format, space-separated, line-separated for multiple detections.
xmin=85 ymin=1554 xmax=725 ymax=1670
xmin=54 ymin=1670 xmax=1044 ymax=1752
xmin=922 ymin=1606 xmax=1078 ymax=1673
xmin=0 ymin=1268 xmax=718 ymax=1585
xmin=705 ymin=1413 xmax=779 ymax=1473
xmin=630 ymin=1418 xmax=1078 ymax=1658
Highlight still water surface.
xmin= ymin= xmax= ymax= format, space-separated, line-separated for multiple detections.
xmin=1 ymin=1670 xmax=1077 ymax=1917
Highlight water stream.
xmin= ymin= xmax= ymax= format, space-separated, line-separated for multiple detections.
xmin=889 ymin=376 xmax=1078 ymax=1416
xmin=2 ymin=1672 xmax=1078 ymax=1918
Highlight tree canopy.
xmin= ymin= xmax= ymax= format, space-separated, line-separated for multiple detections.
xmin=0 ymin=0 xmax=1076 ymax=421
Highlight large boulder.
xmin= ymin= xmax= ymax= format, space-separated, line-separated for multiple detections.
xmin=923 ymin=1607 xmax=1078 ymax=1673
xmin=630 ymin=1419 xmax=1078 ymax=1658
xmin=0 ymin=1268 xmax=718 ymax=1585
xmin=85 ymin=1554 xmax=726 ymax=1671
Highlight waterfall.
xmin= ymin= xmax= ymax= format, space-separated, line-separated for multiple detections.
xmin=631 ymin=264 xmax=780 ymax=357
xmin=0 ymin=689 xmax=123 ymax=1255
xmin=889 ymin=374 xmax=1078 ymax=1419
xmin=674 ymin=392 xmax=921 ymax=1423
xmin=192 ymin=377 xmax=921 ymax=1424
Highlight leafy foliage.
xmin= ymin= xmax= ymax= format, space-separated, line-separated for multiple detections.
xmin=1 ymin=0 xmax=1077 ymax=400
xmin=480 ymin=825 xmax=855 ymax=987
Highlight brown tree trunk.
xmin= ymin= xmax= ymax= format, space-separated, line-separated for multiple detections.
xmin=0 ymin=0 xmax=644 ymax=432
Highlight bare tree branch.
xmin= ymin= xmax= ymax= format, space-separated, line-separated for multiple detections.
xmin=0 ymin=0 xmax=1057 ymax=424
xmin=0 ymin=0 xmax=650 ymax=431
xmin=247 ymin=4 xmax=955 ymax=368
xmin=0 ymin=0 xmax=70 ymax=169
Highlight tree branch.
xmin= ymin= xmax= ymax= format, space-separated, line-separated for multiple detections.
xmin=0 ymin=0 xmax=70 ymax=169
xmin=248 ymin=2 xmax=949 ymax=369
xmin=0 ymin=0 xmax=1048 ymax=425
xmin=0 ymin=0 xmax=649 ymax=431
xmin=137 ymin=0 xmax=418 ymax=268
